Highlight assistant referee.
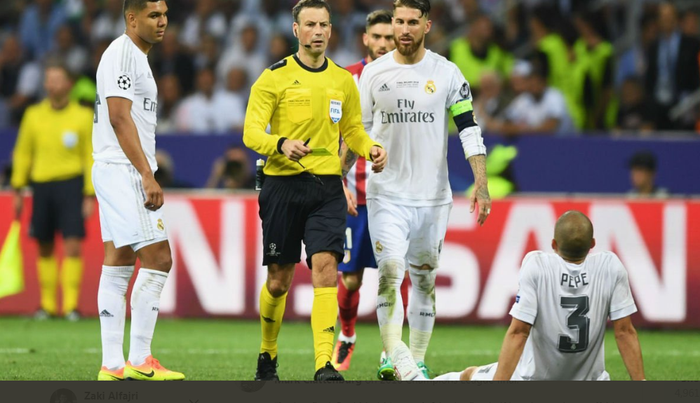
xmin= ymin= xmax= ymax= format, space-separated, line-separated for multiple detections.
xmin=243 ymin=0 xmax=387 ymax=382
xmin=11 ymin=62 xmax=95 ymax=321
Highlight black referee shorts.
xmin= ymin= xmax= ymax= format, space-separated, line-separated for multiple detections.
xmin=258 ymin=173 xmax=347 ymax=269
xmin=30 ymin=176 xmax=86 ymax=243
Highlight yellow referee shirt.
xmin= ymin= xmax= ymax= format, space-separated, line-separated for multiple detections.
xmin=244 ymin=54 xmax=381 ymax=176
xmin=11 ymin=99 xmax=95 ymax=195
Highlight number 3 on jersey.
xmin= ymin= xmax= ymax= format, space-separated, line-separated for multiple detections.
xmin=558 ymin=296 xmax=590 ymax=353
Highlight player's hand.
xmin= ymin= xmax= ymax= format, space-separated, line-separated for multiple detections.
xmin=142 ymin=174 xmax=164 ymax=211
xmin=370 ymin=146 xmax=386 ymax=173
xmin=343 ymin=185 xmax=358 ymax=217
xmin=470 ymin=181 xmax=491 ymax=226
xmin=13 ymin=191 xmax=23 ymax=220
xmin=281 ymin=139 xmax=311 ymax=162
xmin=82 ymin=196 xmax=95 ymax=218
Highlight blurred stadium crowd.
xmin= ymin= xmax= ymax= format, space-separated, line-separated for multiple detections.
xmin=1 ymin=0 xmax=699 ymax=135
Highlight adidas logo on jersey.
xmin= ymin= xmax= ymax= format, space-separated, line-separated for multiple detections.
xmin=379 ymin=83 xmax=390 ymax=92
xmin=99 ymin=310 xmax=114 ymax=318
xmin=293 ymin=80 xmax=301 ymax=85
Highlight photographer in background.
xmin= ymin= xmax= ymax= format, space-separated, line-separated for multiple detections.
xmin=205 ymin=145 xmax=254 ymax=190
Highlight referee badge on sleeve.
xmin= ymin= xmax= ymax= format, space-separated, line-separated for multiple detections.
xmin=330 ymin=99 xmax=342 ymax=123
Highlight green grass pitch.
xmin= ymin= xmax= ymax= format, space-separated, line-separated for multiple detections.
xmin=0 ymin=317 xmax=698 ymax=380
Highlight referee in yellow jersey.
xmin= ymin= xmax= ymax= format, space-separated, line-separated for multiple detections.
xmin=11 ymin=62 xmax=95 ymax=321
xmin=244 ymin=0 xmax=387 ymax=381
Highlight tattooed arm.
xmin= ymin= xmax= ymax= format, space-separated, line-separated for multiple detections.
xmin=340 ymin=140 xmax=359 ymax=179
xmin=468 ymin=154 xmax=491 ymax=226
xmin=339 ymin=140 xmax=359 ymax=217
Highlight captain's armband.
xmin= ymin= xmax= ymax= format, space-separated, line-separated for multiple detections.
xmin=451 ymin=100 xmax=478 ymax=132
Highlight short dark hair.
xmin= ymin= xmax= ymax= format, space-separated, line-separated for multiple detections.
xmin=292 ymin=0 xmax=331 ymax=24
xmin=123 ymin=0 xmax=160 ymax=20
xmin=44 ymin=59 xmax=75 ymax=82
xmin=393 ymin=0 xmax=431 ymax=18
xmin=366 ymin=10 xmax=393 ymax=30
xmin=628 ymin=151 xmax=657 ymax=171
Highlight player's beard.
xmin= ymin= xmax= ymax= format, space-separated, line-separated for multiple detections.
xmin=368 ymin=46 xmax=388 ymax=61
xmin=395 ymin=34 xmax=424 ymax=57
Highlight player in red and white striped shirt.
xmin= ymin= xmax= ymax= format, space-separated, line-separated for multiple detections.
xmin=332 ymin=10 xmax=407 ymax=376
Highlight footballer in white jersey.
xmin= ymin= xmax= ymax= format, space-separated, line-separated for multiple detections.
xmin=93 ymin=33 xmax=163 ymax=249
xmin=93 ymin=34 xmax=158 ymax=173
xmin=93 ymin=0 xmax=184 ymax=382
xmin=427 ymin=211 xmax=646 ymax=382
xmin=361 ymin=1 xmax=491 ymax=381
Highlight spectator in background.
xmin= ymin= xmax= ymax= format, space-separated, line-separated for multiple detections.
xmin=151 ymin=29 xmax=196 ymax=95
xmin=194 ymin=34 xmax=222 ymax=71
xmin=12 ymin=63 xmax=94 ymax=321
xmin=616 ymin=12 xmax=657 ymax=87
xmin=156 ymin=74 xmax=182 ymax=134
xmin=0 ymin=35 xmax=42 ymax=126
xmin=627 ymin=151 xmax=668 ymax=198
xmin=268 ymin=33 xmax=293 ymax=65
xmin=530 ymin=6 xmax=571 ymax=97
xmin=154 ymin=150 xmax=190 ymax=189
xmin=217 ymin=23 xmax=267 ymax=89
xmin=228 ymin=0 xmax=292 ymax=51
xmin=449 ymin=13 xmax=513 ymax=92
xmin=615 ymin=76 xmax=656 ymax=134
xmin=179 ymin=0 xmax=228 ymax=53
xmin=508 ymin=59 xmax=531 ymax=98
xmin=331 ymin=0 xmax=367 ymax=54
xmin=645 ymin=3 xmax=700 ymax=130
xmin=681 ymin=9 xmax=699 ymax=38
xmin=18 ymin=0 xmax=67 ymax=60
xmin=49 ymin=25 xmax=88 ymax=76
xmin=90 ymin=0 xmax=125 ymax=43
xmin=493 ymin=60 xmax=574 ymax=136
xmin=473 ymin=70 xmax=509 ymax=131
xmin=326 ymin=26 xmax=360 ymax=67
xmin=69 ymin=39 xmax=109 ymax=108
xmin=176 ymin=67 xmax=245 ymax=134
xmin=205 ymin=145 xmax=254 ymax=190
xmin=572 ymin=11 xmax=615 ymax=130
xmin=224 ymin=66 xmax=250 ymax=107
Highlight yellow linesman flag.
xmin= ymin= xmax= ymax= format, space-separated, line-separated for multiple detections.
xmin=0 ymin=221 xmax=24 ymax=299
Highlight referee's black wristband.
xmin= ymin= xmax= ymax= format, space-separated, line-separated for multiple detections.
xmin=277 ymin=137 xmax=287 ymax=154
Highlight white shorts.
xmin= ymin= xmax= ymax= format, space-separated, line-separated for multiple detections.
xmin=366 ymin=197 xmax=452 ymax=268
xmin=470 ymin=362 xmax=610 ymax=381
xmin=93 ymin=161 xmax=168 ymax=251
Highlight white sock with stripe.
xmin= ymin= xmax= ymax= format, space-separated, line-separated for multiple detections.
xmin=128 ymin=268 xmax=168 ymax=366
xmin=98 ymin=265 xmax=134 ymax=371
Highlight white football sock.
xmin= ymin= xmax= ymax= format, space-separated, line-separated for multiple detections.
xmin=338 ymin=332 xmax=357 ymax=344
xmin=128 ymin=268 xmax=168 ymax=366
xmin=434 ymin=371 xmax=463 ymax=381
xmin=98 ymin=265 xmax=134 ymax=370
xmin=376 ymin=259 xmax=406 ymax=355
xmin=407 ymin=266 xmax=437 ymax=362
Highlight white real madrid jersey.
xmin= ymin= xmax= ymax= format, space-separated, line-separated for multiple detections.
xmin=509 ymin=251 xmax=638 ymax=380
xmin=93 ymin=34 xmax=159 ymax=172
xmin=359 ymin=50 xmax=472 ymax=207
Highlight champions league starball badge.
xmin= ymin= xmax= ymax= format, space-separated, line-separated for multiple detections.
xmin=117 ymin=75 xmax=132 ymax=90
